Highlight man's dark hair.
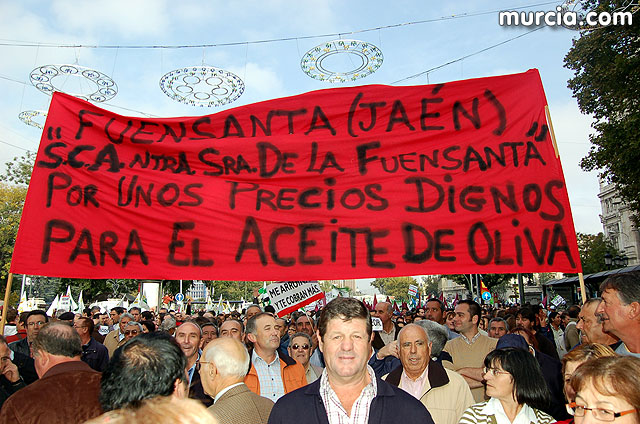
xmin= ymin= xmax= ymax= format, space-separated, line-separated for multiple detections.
xmin=548 ymin=311 xmax=559 ymax=321
xmin=99 ymin=332 xmax=187 ymax=411
xmin=0 ymin=335 xmax=8 ymax=347
xmin=458 ymin=300 xmax=481 ymax=325
xmin=32 ymin=322 xmax=82 ymax=357
xmin=222 ymin=319 xmax=245 ymax=333
xmin=92 ymin=313 xmax=101 ymax=320
xmin=141 ymin=320 xmax=156 ymax=333
xmin=567 ymin=305 xmax=581 ymax=319
xmin=318 ymin=297 xmax=371 ymax=339
xmin=26 ymin=309 xmax=49 ymax=323
xmin=600 ymin=271 xmax=640 ymax=305
xmin=141 ymin=311 xmax=154 ymax=321
xmin=6 ymin=309 xmax=17 ymax=323
xmin=129 ymin=306 xmax=141 ymax=314
xmin=516 ymin=307 xmax=536 ymax=322
xmin=18 ymin=311 xmax=29 ymax=325
xmin=78 ymin=316 xmax=95 ymax=335
xmin=426 ymin=298 xmax=444 ymax=312
xmin=484 ymin=347 xmax=550 ymax=410
xmin=111 ymin=307 xmax=125 ymax=315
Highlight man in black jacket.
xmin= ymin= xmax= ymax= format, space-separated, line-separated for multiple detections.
xmin=268 ymin=297 xmax=433 ymax=424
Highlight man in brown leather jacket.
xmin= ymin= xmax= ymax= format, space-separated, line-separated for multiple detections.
xmin=0 ymin=321 xmax=102 ymax=424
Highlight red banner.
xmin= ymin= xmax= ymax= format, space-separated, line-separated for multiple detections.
xmin=11 ymin=69 xmax=582 ymax=279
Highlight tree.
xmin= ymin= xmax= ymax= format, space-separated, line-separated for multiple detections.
xmin=0 ymin=152 xmax=35 ymax=186
xmin=449 ymin=273 xmax=518 ymax=292
xmin=420 ymin=275 xmax=440 ymax=297
xmin=0 ymin=183 xmax=28 ymax=281
xmin=564 ymin=0 xmax=640 ymax=220
xmin=371 ymin=276 xmax=418 ymax=301
xmin=574 ymin=232 xmax=619 ymax=274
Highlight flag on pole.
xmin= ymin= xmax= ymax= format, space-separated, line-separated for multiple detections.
xmin=216 ymin=294 xmax=223 ymax=314
xmin=67 ymin=286 xmax=78 ymax=312
xmin=205 ymin=287 xmax=214 ymax=311
xmin=77 ymin=290 xmax=85 ymax=313
xmin=17 ymin=291 xmax=29 ymax=314
xmin=373 ymin=294 xmax=378 ymax=309
xmin=453 ymin=293 xmax=460 ymax=307
xmin=46 ymin=294 xmax=59 ymax=317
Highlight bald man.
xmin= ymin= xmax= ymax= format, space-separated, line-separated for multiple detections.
xmin=201 ymin=337 xmax=274 ymax=424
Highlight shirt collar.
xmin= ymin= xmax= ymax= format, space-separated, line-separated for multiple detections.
xmin=214 ymin=382 xmax=245 ymax=403
xmin=482 ymin=397 xmax=538 ymax=423
xmin=460 ymin=330 xmax=481 ymax=344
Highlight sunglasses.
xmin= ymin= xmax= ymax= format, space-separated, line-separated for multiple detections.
xmin=124 ymin=330 xmax=139 ymax=336
xmin=291 ymin=344 xmax=310 ymax=350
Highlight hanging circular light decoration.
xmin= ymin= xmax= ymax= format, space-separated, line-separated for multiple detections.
xmin=29 ymin=64 xmax=118 ymax=102
xmin=301 ymin=39 xmax=383 ymax=83
xmin=18 ymin=110 xmax=48 ymax=129
xmin=159 ymin=65 xmax=244 ymax=107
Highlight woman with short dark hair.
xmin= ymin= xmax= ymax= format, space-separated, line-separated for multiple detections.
xmin=458 ymin=347 xmax=554 ymax=424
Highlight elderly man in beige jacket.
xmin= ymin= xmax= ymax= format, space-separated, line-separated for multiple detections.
xmin=384 ymin=323 xmax=474 ymax=424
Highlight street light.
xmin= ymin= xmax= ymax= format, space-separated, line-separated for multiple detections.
xmin=604 ymin=253 xmax=628 ymax=269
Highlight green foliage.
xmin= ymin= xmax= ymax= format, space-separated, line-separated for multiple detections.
xmin=204 ymin=281 xmax=263 ymax=301
xmin=575 ymin=232 xmax=619 ymax=274
xmin=0 ymin=183 xmax=28 ymax=280
xmin=420 ymin=275 xmax=440 ymax=297
xmin=449 ymin=274 xmax=518 ymax=292
xmin=564 ymin=0 xmax=640 ymax=220
xmin=0 ymin=152 xmax=35 ymax=187
xmin=371 ymin=276 xmax=418 ymax=301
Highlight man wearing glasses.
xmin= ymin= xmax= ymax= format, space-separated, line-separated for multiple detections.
xmin=288 ymin=332 xmax=323 ymax=383
xmin=200 ymin=337 xmax=274 ymax=424
xmin=9 ymin=310 xmax=48 ymax=358
xmin=74 ymin=317 xmax=108 ymax=372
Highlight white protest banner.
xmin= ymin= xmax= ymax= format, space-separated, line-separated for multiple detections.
xmin=408 ymin=284 xmax=418 ymax=297
xmin=267 ymin=281 xmax=325 ymax=317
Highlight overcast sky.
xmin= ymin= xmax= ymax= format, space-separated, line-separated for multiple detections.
xmin=0 ymin=0 xmax=604 ymax=243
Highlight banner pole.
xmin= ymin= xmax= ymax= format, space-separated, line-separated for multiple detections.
xmin=578 ymin=272 xmax=587 ymax=305
xmin=1 ymin=273 xmax=15 ymax=336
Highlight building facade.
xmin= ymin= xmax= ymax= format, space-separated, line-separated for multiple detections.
xmin=598 ymin=180 xmax=640 ymax=266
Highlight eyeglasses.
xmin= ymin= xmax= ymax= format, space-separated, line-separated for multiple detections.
xmin=124 ymin=330 xmax=139 ymax=336
xmin=568 ymin=402 xmax=639 ymax=421
xmin=567 ymin=402 xmax=637 ymax=422
xmin=195 ymin=361 xmax=212 ymax=372
xmin=483 ymin=367 xmax=510 ymax=376
xmin=291 ymin=344 xmax=310 ymax=350
xmin=27 ymin=321 xmax=46 ymax=327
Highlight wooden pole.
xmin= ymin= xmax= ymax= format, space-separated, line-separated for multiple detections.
xmin=1 ymin=273 xmax=14 ymax=336
xmin=578 ymin=272 xmax=587 ymax=304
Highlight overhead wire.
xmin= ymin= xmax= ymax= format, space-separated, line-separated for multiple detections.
xmin=0 ymin=1 xmax=559 ymax=50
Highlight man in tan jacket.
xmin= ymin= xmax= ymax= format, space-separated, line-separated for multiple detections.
xmin=384 ymin=324 xmax=474 ymax=424
xmin=201 ymin=337 xmax=273 ymax=424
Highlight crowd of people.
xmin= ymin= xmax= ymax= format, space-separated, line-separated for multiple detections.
xmin=0 ymin=271 xmax=638 ymax=424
